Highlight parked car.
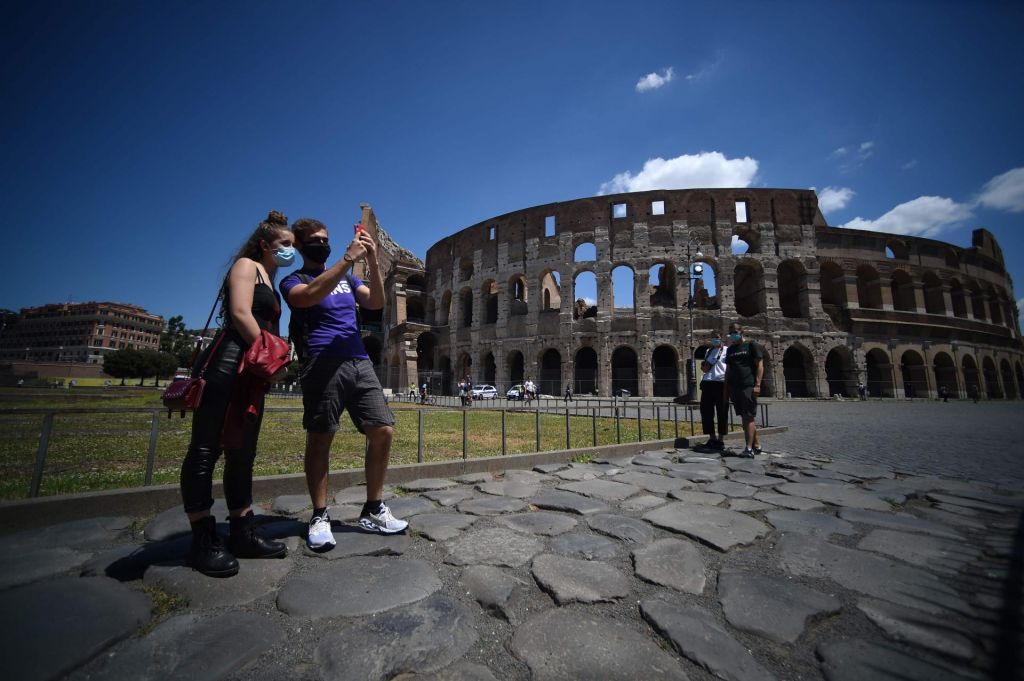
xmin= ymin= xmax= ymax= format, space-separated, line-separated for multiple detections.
xmin=472 ymin=384 xmax=498 ymax=399
xmin=506 ymin=384 xmax=525 ymax=400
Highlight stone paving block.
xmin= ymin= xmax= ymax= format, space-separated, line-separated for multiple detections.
xmin=531 ymin=553 xmax=629 ymax=604
xmin=548 ymin=533 xmax=619 ymax=560
xmin=933 ymin=502 xmax=980 ymax=517
xmin=423 ymin=487 xmax=477 ymax=506
xmin=557 ymin=478 xmax=641 ymax=501
xmin=144 ymin=499 xmax=263 ymax=542
xmin=270 ymin=494 xmax=311 ymax=514
xmin=778 ymin=535 xmax=974 ymax=617
xmin=728 ymin=472 xmax=779 ymax=487
xmin=534 ymin=463 xmax=569 ymax=474
xmin=413 ymin=662 xmax=500 ymax=681
xmin=529 ymin=490 xmax=611 ymax=515
xmin=400 ymin=478 xmax=458 ymax=492
xmin=729 ymin=499 xmax=777 ymax=513
xmin=765 ymin=510 xmax=858 ymax=539
xmin=817 ymin=638 xmax=978 ymax=681
xmin=569 ymin=462 xmax=623 ymax=476
xmin=641 ymin=599 xmax=775 ymax=681
xmin=497 ymin=511 xmax=577 ymax=536
xmin=856 ymin=598 xmax=976 ymax=662
xmin=631 ymin=454 xmax=674 ymax=468
xmin=724 ymin=460 xmax=766 ymax=474
xmin=0 ymin=577 xmax=151 ymax=681
xmin=81 ymin=535 xmax=191 ymax=581
xmin=69 ymin=612 xmax=285 ymax=681
xmin=926 ymin=492 xmax=1013 ymax=513
xmin=0 ymin=516 xmax=131 ymax=553
xmin=476 ymin=481 xmax=539 ymax=498
xmin=775 ymin=483 xmax=892 ymax=511
xmin=335 ymin=485 xmax=371 ymax=505
xmin=621 ymin=494 xmax=669 ymax=512
xmin=315 ymin=593 xmax=478 ymax=681
xmin=462 ymin=565 xmax=522 ymax=621
xmin=632 ymin=538 xmax=706 ymax=594
xmin=457 ymin=496 xmax=527 ymax=516
xmin=303 ymin=526 xmax=409 ymax=559
xmin=587 ymin=513 xmax=654 ymax=544
xmin=277 ymin=557 xmax=440 ymax=618
xmin=510 ymin=608 xmax=688 ymax=681
xmin=802 ymin=469 xmax=858 ymax=483
xmin=643 ymin=502 xmax=770 ymax=551
xmin=143 ymin=555 xmax=292 ymax=607
xmin=455 ymin=472 xmax=493 ymax=484
xmin=666 ymin=462 xmax=727 ymax=482
xmin=705 ymin=480 xmax=758 ymax=498
xmin=753 ymin=492 xmax=824 ymax=511
xmin=668 ymin=490 xmax=726 ymax=506
xmin=552 ymin=468 xmax=600 ymax=481
xmin=0 ymin=546 xmax=93 ymax=591
xmin=593 ymin=455 xmax=637 ymax=467
xmin=913 ymin=506 xmax=987 ymax=530
xmin=609 ymin=470 xmax=696 ymax=494
xmin=408 ymin=513 xmax=479 ymax=541
xmin=822 ymin=461 xmax=895 ymax=480
xmin=503 ymin=469 xmax=548 ymax=484
xmin=444 ymin=527 xmax=544 ymax=567
xmin=385 ymin=496 xmax=437 ymax=518
xmin=718 ymin=570 xmax=841 ymax=644
xmin=838 ymin=509 xmax=964 ymax=540
xmin=856 ymin=529 xmax=979 ymax=572
xmin=682 ymin=455 xmax=721 ymax=464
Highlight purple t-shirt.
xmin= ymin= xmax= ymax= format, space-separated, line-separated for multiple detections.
xmin=280 ymin=268 xmax=368 ymax=359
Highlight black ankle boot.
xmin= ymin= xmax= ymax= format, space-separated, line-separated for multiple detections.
xmin=227 ymin=511 xmax=287 ymax=559
xmin=188 ymin=516 xmax=239 ymax=577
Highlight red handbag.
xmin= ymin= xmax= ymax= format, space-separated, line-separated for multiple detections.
xmin=161 ymin=287 xmax=224 ymax=418
xmin=238 ymin=329 xmax=292 ymax=381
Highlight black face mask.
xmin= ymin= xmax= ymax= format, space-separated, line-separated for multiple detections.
xmin=303 ymin=242 xmax=331 ymax=264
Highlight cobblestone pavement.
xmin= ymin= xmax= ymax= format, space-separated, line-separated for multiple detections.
xmin=0 ymin=404 xmax=1022 ymax=681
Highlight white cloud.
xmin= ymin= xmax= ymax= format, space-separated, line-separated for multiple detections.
xmin=815 ymin=186 xmax=856 ymax=213
xmin=859 ymin=141 xmax=875 ymax=154
xmin=976 ymin=167 xmax=1024 ymax=213
xmin=829 ymin=147 xmax=848 ymax=158
xmin=636 ymin=67 xmax=674 ymax=93
xmin=840 ymin=196 xmax=972 ymax=238
xmin=598 ymin=151 xmax=758 ymax=195
xmin=901 ymin=159 xmax=918 ymax=171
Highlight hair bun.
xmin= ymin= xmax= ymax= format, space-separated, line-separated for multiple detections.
xmin=266 ymin=210 xmax=288 ymax=226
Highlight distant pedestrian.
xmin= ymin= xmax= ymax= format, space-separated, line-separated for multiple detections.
xmin=564 ymin=383 xmax=573 ymax=403
xmin=857 ymin=382 xmax=867 ymax=400
xmin=969 ymin=384 xmax=980 ymax=403
xmin=696 ymin=330 xmax=728 ymax=452
xmin=409 ymin=382 xmax=417 ymax=399
xmin=939 ymin=385 xmax=949 ymax=403
xmin=723 ymin=322 xmax=764 ymax=459
xmin=524 ymin=378 xmax=536 ymax=404
xmin=420 ymin=382 xmax=428 ymax=404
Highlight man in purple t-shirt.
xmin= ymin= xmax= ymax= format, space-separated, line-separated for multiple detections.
xmin=281 ymin=218 xmax=407 ymax=551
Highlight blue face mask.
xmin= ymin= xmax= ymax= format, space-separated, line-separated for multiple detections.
xmin=728 ymin=333 xmax=742 ymax=343
xmin=711 ymin=339 xmax=722 ymax=347
xmin=273 ymin=246 xmax=296 ymax=267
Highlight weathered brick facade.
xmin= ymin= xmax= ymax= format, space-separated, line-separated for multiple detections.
xmin=363 ymin=189 xmax=1023 ymax=400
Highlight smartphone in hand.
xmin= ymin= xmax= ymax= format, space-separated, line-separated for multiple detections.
xmin=354 ymin=223 xmax=366 ymax=235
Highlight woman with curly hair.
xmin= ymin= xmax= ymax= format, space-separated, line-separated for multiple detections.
xmin=179 ymin=210 xmax=294 ymax=577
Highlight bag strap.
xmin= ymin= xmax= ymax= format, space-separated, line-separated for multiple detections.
xmin=189 ymin=282 xmax=226 ymax=370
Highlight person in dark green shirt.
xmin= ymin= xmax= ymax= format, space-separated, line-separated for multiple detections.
xmin=723 ymin=322 xmax=764 ymax=458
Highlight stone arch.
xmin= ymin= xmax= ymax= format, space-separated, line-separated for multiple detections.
xmin=885 ymin=239 xmax=909 ymax=260
xmin=865 ymin=348 xmax=894 ymax=397
xmin=416 ymin=332 xmax=437 ymax=373
xmin=540 ymin=270 xmax=561 ymax=311
xmin=438 ymin=355 xmax=452 ymax=395
xmin=440 ymin=290 xmax=452 ymax=326
xmin=932 ymin=351 xmax=957 ymax=397
xmin=692 ymin=257 xmax=719 ymax=310
xmin=459 ymin=287 xmax=473 ymax=327
xmin=406 ymin=297 xmax=426 ymax=323
xmin=481 ymin=279 xmax=498 ymax=324
xmin=611 ymin=346 xmax=639 ymax=396
xmin=922 ymin=272 xmax=945 ymax=315
xmin=539 ymin=348 xmax=562 ymax=396
xmin=890 ymin=270 xmax=916 ymax=312
xmin=778 ymin=260 xmax=809 ymax=318
xmin=825 ymin=346 xmax=856 ymax=398
xmin=573 ymin=270 xmax=598 ymax=319
xmin=945 ymin=249 xmax=960 ymax=269
xmin=612 ymin=265 xmax=635 ymax=314
xmin=969 ymin=283 xmax=987 ymax=321
xmin=508 ymin=274 xmax=528 ymax=317
xmin=949 ymin=279 xmax=967 ymax=318
xmin=999 ymin=359 xmax=1016 ymax=399
xmin=648 ymin=262 xmax=676 ymax=308
xmin=652 ymin=345 xmax=678 ymax=397
xmin=734 ymin=259 xmax=766 ymax=317
xmin=962 ymin=355 xmax=980 ymax=398
xmin=856 ymin=265 xmax=883 ymax=309
xmin=406 ymin=274 xmax=427 ymax=291
xmin=574 ymin=346 xmax=598 ymax=395
xmin=574 ymin=242 xmax=596 ymax=261
xmin=982 ymin=356 xmax=1001 ymax=398
xmin=507 ymin=350 xmax=524 ymax=386
xmin=900 ymin=350 xmax=927 ymax=398
xmin=481 ymin=351 xmax=496 ymax=385
xmin=783 ymin=344 xmax=815 ymax=397
xmin=987 ymin=286 xmax=1001 ymax=326
xmin=458 ymin=257 xmax=474 ymax=281
xmin=760 ymin=346 xmax=775 ymax=397
xmin=457 ymin=352 xmax=473 ymax=382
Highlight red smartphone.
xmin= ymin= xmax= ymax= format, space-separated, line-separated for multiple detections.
xmin=354 ymin=223 xmax=366 ymax=235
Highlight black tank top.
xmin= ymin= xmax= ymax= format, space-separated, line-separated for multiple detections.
xmin=225 ymin=267 xmax=281 ymax=338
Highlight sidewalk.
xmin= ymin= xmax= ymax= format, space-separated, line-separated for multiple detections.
xmin=1 ymin=431 xmax=1022 ymax=680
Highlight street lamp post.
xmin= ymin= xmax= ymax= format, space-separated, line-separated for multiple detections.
xmin=676 ymin=238 xmax=703 ymax=402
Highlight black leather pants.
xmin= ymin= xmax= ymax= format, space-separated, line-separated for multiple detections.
xmin=700 ymin=380 xmax=728 ymax=437
xmin=180 ymin=337 xmax=265 ymax=513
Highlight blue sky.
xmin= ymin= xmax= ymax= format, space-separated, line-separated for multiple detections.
xmin=3 ymin=1 xmax=1023 ymax=329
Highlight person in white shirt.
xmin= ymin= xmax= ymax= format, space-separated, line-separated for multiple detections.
xmin=696 ymin=330 xmax=729 ymax=451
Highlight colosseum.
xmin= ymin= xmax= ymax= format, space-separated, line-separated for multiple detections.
xmin=351 ymin=189 xmax=1024 ymax=401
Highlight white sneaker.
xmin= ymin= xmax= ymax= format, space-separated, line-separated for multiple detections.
xmin=307 ymin=511 xmax=336 ymax=550
xmin=358 ymin=503 xmax=409 ymax=534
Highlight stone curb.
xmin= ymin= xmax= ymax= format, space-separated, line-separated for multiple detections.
xmin=0 ymin=427 xmax=788 ymax=534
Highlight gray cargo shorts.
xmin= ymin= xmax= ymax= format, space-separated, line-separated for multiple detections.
xmin=300 ymin=356 xmax=395 ymax=433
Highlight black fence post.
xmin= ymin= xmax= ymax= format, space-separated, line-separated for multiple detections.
xmin=144 ymin=409 xmax=160 ymax=486
xmin=29 ymin=412 xmax=55 ymax=498
xmin=636 ymin=406 xmax=642 ymax=442
xmin=462 ymin=409 xmax=468 ymax=460
xmin=674 ymin=405 xmax=679 ymax=439
xmin=615 ymin=406 xmax=621 ymax=444
xmin=592 ymin=408 xmax=597 ymax=447
xmin=565 ymin=408 xmax=571 ymax=449
xmin=656 ymin=406 xmax=661 ymax=440
xmin=501 ymin=410 xmax=507 ymax=456
xmin=418 ymin=409 xmax=424 ymax=463
xmin=535 ymin=407 xmax=541 ymax=452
